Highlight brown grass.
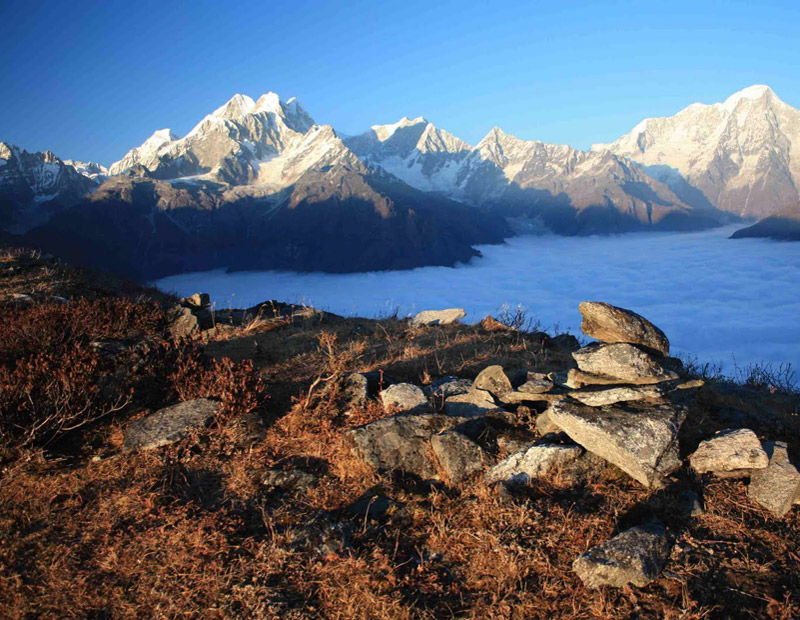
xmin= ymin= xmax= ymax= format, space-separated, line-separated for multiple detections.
xmin=0 ymin=247 xmax=798 ymax=618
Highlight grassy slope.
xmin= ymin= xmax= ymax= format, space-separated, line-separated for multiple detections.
xmin=0 ymin=247 xmax=798 ymax=618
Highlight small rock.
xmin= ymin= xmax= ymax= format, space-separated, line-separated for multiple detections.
xmin=168 ymin=306 xmax=212 ymax=338
xmin=410 ymin=308 xmax=466 ymax=326
xmin=431 ymin=431 xmax=486 ymax=484
xmin=346 ymin=413 xmax=467 ymax=479
xmin=341 ymin=373 xmax=370 ymax=410
xmin=182 ymin=292 xmax=211 ymax=310
xmin=518 ymin=378 xmax=554 ymax=394
xmin=473 ymin=365 xmax=513 ymax=397
xmin=565 ymin=368 xmax=622 ymax=389
xmin=681 ymin=489 xmax=705 ymax=517
xmin=550 ymin=333 xmax=581 ymax=352
xmin=124 ymin=399 xmax=219 ymax=450
xmin=347 ymin=495 xmax=395 ymax=521
xmin=262 ymin=469 xmax=317 ymax=492
xmin=536 ymin=411 xmax=562 ymax=436
xmin=546 ymin=400 xmax=686 ymax=488
xmin=486 ymin=443 xmax=583 ymax=486
xmin=480 ymin=315 xmax=511 ymax=332
xmin=423 ymin=376 xmax=473 ymax=400
xmin=444 ymin=389 xmax=501 ymax=417
xmin=573 ymin=522 xmax=672 ymax=588
xmin=568 ymin=384 xmax=666 ymax=407
xmin=689 ymin=428 xmax=769 ymax=475
xmin=90 ymin=339 xmax=130 ymax=357
xmin=572 ymin=343 xmax=680 ymax=385
xmin=380 ymin=383 xmax=429 ymax=413
xmin=578 ymin=301 xmax=670 ymax=356
xmin=749 ymin=441 xmax=800 ymax=517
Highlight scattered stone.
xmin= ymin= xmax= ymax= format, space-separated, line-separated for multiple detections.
xmin=410 ymin=308 xmax=466 ymax=326
xmin=689 ymin=428 xmax=769 ymax=475
xmin=518 ymin=378 xmax=554 ymax=394
xmin=675 ymin=379 xmax=705 ymax=390
xmin=90 ymin=339 xmax=129 ymax=357
xmin=550 ymin=333 xmax=581 ymax=352
xmin=423 ymin=376 xmax=473 ymax=399
xmin=681 ymin=489 xmax=705 ymax=517
xmin=546 ymin=400 xmax=686 ymax=487
xmin=182 ymin=292 xmax=211 ymax=310
xmin=565 ymin=368 xmax=622 ymax=389
xmin=473 ymin=365 xmax=513 ymax=397
xmin=168 ymin=306 xmax=212 ymax=338
xmin=380 ymin=383 xmax=429 ymax=413
xmin=341 ymin=373 xmax=370 ymax=410
xmin=749 ymin=441 xmax=800 ymax=517
xmin=578 ymin=301 xmax=670 ymax=356
xmin=486 ymin=443 xmax=583 ymax=486
xmin=431 ymin=431 xmax=486 ymax=483
xmin=498 ymin=391 xmax=566 ymax=405
xmin=572 ymin=522 xmax=672 ymax=588
xmin=346 ymin=414 xmax=466 ymax=479
xmin=548 ymin=370 xmax=570 ymax=386
xmin=568 ymin=384 xmax=666 ymax=407
xmin=497 ymin=435 xmax=533 ymax=456
xmin=480 ymin=315 xmax=511 ymax=332
xmin=262 ymin=469 xmax=317 ymax=493
xmin=444 ymin=389 xmax=501 ymax=417
xmin=536 ymin=411 xmax=562 ymax=436
xmin=124 ymin=399 xmax=220 ymax=450
xmin=572 ymin=343 xmax=680 ymax=385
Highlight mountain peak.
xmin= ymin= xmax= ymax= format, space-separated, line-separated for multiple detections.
xmin=370 ymin=116 xmax=428 ymax=141
xmin=721 ymin=84 xmax=777 ymax=111
xmin=212 ymin=94 xmax=257 ymax=119
xmin=254 ymin=92 xmax=282 ymax=113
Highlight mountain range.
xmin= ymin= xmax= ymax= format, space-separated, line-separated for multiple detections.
xmin=2 ymin=84 xmax=799 ymax=279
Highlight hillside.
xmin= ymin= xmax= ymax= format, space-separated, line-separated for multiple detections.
xmin=0 ymin=248 xmax=798 ymax=618
xmin=731 ymin=203 xmax=800 ymax=241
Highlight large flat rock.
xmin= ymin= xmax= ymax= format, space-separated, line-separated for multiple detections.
xmin=380 ymin=383 xmax=430 ymax=413
xmin=346 ymin=413 xmax=467 ymax=480
xmin=572 ymin=342 xmax=680 ymax=385
xmin=573 ymin=522 xmax=672 ymax=588
xmin=689 ymin=428 xmax=769 ymax=475
xmin=546 ymin=400 xmax=686 ymax=487
xmin=485 ymin=443 xmax=584 ymax=486
xmin=124 ymin=399 xmax=220 ymax=450
xmin=749 ymin=441 xmax=800 ymax=517
xmin=410 ymin=308 xmax=466 ymax=326
xmin=579 ymin=301 xmax=670 ymax=356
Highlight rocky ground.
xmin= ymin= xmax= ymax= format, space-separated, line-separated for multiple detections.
xmin=0 ymin=247 xmax=799 ymax=618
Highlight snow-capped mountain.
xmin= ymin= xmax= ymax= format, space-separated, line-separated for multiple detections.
xmin=108 ymin=92 xmax=318 ymax=185
xmin=347 ymin=119 xmax=698 ymax=232
xmin=344 ymin=117 xmax=473 ymax=194
xmin=596 ymin=85 xmax=800 ymax=218
xmin=0 ymin=142 xmax=98 ymax=231
xmin=63 ymin=160 xmax=109 ymax=182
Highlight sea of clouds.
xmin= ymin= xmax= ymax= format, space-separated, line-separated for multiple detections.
xmin=156 ymin=225 xmax=800 ymax=375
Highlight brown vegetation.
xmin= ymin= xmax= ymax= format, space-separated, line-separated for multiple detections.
xmin=0 ymin=248 xmax=798 ymax=618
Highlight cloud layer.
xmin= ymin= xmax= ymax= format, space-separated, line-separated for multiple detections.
xmin=156 ymin=225 xmax=800 ymax=374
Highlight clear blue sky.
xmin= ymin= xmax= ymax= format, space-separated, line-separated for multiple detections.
xmin=2 ymin=0 xmax=799 ymax=165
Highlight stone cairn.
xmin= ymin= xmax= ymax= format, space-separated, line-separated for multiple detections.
xmin=341 ymin=301 xmax=799 ymax=589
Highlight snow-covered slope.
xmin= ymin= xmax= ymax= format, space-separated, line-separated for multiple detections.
xmin=108 ymin=93 xmax=317 ymax=184
xmin=0 ymin=142 xmax=98 ymax=231
xmin=344 ymin=117 xmax=472 ymax=193
xmin=64 ymin=159 xmax=109 ymax=182
xmin=595 ymin=85 xmax=800 ymax=218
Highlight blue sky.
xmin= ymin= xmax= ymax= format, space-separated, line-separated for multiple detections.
xmin=2 ymin=0 xmax=799 ymax=165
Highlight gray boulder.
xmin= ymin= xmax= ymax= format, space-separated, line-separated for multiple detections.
xmin=568 ymin=384 xmax=666 ymax=407
xmin=579 ymin=301 xmax=670 ymax=356
xmin=573 ymin=522 xmax=672 ymax=588
xmin=518 ymin=377 xmax=554 ymax=394
xmin=182 ymin=292 xmax=211 ymax=310
xmin=346 ymin=414 xmax=466 ymax=479
xmin=168 ymin=306 xmax=213 ymax=338
xmin=572 ymin=343 xmax=680 ymax=385
xmin=380 ymin=383 xmax=429 ymax=413
xmin=486 ymin=443 xmax=583 ymax=486
xmin=473 ymin=365 xmax=513 ymax=397
xmin=749 ymin=441 xmax=800 ymax=517
xmin=410 ymin=308 xmax=466 ymax=326
xmin=124 ymin=399 xmax=219 ymax=450
xmin=444 ymin=389 xmax=501 ymax=417
xmin=546 ymin=400 xmax=685 ymax=487
xmin=431 ymin=431 xmax=486 ymax=484
xmin=689 ymin=428 xmax=769 ymax=475
xmin=423 ymin=376 xmax=473 ymax=400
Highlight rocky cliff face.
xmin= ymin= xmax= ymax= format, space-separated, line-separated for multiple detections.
xmin=731 ymin=202 xmax=800 ymax=241
xmin=0 ymin=143 xmax=98 ymax=232
xmin=597 ymin=85 xmax=800 ymax=219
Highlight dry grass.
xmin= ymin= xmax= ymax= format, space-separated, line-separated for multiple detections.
xmin=0 ymin=247 xmax=799 ymax=618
